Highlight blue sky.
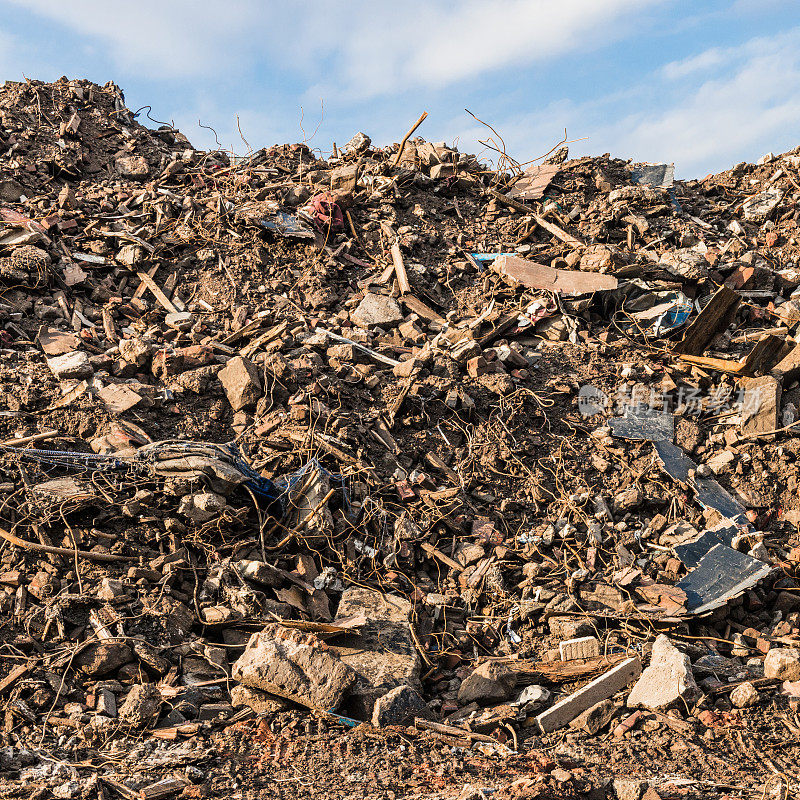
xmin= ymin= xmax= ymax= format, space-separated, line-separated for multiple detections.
xmin=2 ymin=1 xmax=800 ymax=177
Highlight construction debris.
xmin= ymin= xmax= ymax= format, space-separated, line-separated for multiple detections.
xmin=0 ymin=76 xmax=798 ymax=799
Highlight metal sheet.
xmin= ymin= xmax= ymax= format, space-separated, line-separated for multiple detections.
xmin=609 ymin=407 xmax=674 ymax=442
xmin=653 ymin=440 xmax=747 ymax=524
xmin=676 ymin=543 xmax=772 ymax=615
xmin=673 ymin=525 xmax=737 ymax=570
xmin=631 ymin=162 xmax=674 ymax=189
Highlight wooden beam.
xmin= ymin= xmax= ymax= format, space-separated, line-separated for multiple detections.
xmin=672 ymin=286 xmax=741 ymax=355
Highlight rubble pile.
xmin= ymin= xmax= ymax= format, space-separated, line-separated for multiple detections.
xmin=0 ymin=77 xmax=800 ymax=798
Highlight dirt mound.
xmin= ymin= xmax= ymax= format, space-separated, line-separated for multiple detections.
xmin=0 ymin=80 xmax=798 ymax=799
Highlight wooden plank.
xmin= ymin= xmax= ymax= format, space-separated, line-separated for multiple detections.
xmin=676 ymin=354 xmax=745 ymax=375
xmin=514 ymin=653 xmax=627 ymax=684
xmin=740 ymin=375 xmax=781 ymax=437
xmin=102 ymin=306 xmax=117 ymax=342
xmin=390 ymin=242 xmax=411 ymax=295
xmin=132 ymin=265 xmax=158 ymax=300
xmin=400 ymin=294 xmax=446 ymax=325
xmin=0 ymin=663 xmax=30 ymax=694
xmin=740 ymin=333 xmax=786 ymax=376
xmin=493 ymin=254 xmax=617 ymax=295
xmin=672 ymin=286 xmax=741 ymax=355
xmin=771 ymin=341 xmax=800 ymax=384
xmin=535 ymin=656 xmax=641 ymax=733
xmin=137 ymin=271 xmax=178 ymax=314
xmin=531 ymin=213 xmax=584 ymax=248
xmin=489 ymin=188 xmax=537 ymax=216
xmin=420 ymin=541 xmax=463 ymax=572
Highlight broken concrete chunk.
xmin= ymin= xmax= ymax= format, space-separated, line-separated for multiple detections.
xmin=218 ymin=355 xmax=262 ymax=411
xmin=119 ymin=336 xmax=152 ymax=366
xmin=165 ymin=311 xmax=194 ymax=330
xmin=232 ymin=623 xmax=355 ymax=711
xmin=743 ymin=188 xmax=783 ymax=222
xmin=659 ymin=249 xmax=709 ymax=280
xmin=119 ymin=683 xmax=162 ymax=727
xmin=457 ymin=661 xmax=517 ymax=705
xmin=331 ymin=587 xmax=420 ymax=719
xmin=741 ymin=375 xmax=780 ymax=436
xmin=47 ymin=351 xmax=92 ymax=379
xmin=627 ymin=635 xmax=699 ymax=710
xmin=764 ymin=647 xmax=800 ymax=681
xmin=351 ymin=293 xmax=403 ymax=328
xmin=549 ymin=617 xmax=594 ymax=639
xmin=704 ymin=450 xmax=735 ymax=474
xmin=343 ymin=132 xmax=371 ymax=154
xmin=115 ymin=155 xmax=150 ymax=179
xmin=730 ymin=681 xmax=760 ymax=708
xmin=230 ymin=684 xmax=291 ymax=714
xmin=613 ymin=778 xmax=649 ymax=800
xmin=560 ymin=636 xmax=601 ymax=661
xmin=371 ymin=684 xmax=428 ymax=727
xmin=569 ymin=698 xmax=617 ymax=734
xmin=536 ymin=657 xmax=641 ymax=733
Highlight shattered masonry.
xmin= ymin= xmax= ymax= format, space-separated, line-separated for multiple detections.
xmin=0 ymin=77 xmax=798 ymax=799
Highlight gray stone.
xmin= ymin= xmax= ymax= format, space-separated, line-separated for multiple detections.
xmin=230 ymin=684 xmax=291 ymax=714
xmin=75 ymin=642 xmax=134 ymax=676
xmin=371 ymin=684 xmax=428 ymax=727
xmin=350 ymin=293 xmax=403 ymax=328
xmin=627 ymin=635 xmax=699 ymax=710
xmin=218 ymin=355 xmax=262 ymax=411
xmin=743 ymin=188 xmax=783 ymax=222
xmin=613 ymin=778 xmax=648 ymax=800
xmin=96 ymin=688 xmax=117 ymax=717
xmin=764 ymin=648 xmax=800 ymax=681
xmin=569 ymin=698 xmax=617 ymax=734
xmin=457 ymin=661 xmax=516 ymax=705
xmin=115 ymin=156 xmax=150 ymax=179
xmin=47 ymin=351 xmax=92 ymax=379
xmin=119 ymin=683 xmax=162 ymax=727
xmin=232 ymin=623 xmax=355 ymax=711
xmin=331 ymin=587 xmax=421 ymax=719
xmin=730 ymin=681 xmax=760 ymax=708
xmin=0 ymin=179 xmax=25 ymax=202
xmin=131 ymin=639 xmax=170 ymax=676
xmin=692 ymin=653 xmax=740 ymax=678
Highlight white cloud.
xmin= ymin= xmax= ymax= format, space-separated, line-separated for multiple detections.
xmin=5 ymin=0 xmax=664 ymax=93
xmin=298 ymin=0 xmax=664 ymax=99
xmin=5 ymin=0 xmax=798 ymax=179
xmin=3 ymin=0 xmax=262 ymax=78
xmin=661 ymin=47 xmax=730 ymax=80
xmin=614 ymin=28 xmax=800 ymax=174
xmin=468 ymin=26 xmax=800 ymax=178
